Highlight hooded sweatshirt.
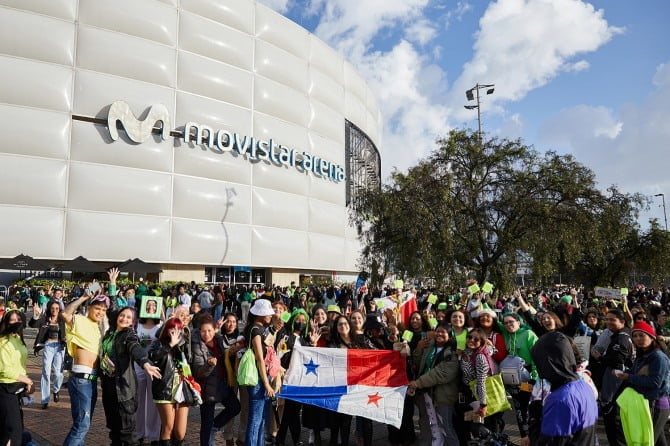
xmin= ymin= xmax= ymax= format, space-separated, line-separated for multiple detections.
xmin=531 ymin=332 xmax=598 ymax=446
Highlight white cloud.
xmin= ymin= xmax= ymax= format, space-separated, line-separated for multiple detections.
xmin=449 ymin=0 xmax=623 ymax=119
xmin=565 ymin=60 xmax=590 ymax=72
xmin=445 ymin=1 xmax=473 ymax=27
xmin=537 ymin=61 xmax=670 ymax=204
xmin=405 ymin=19 xmax=438 ymax=45
xmin=257 ymin=0 xmax=292 ymax=14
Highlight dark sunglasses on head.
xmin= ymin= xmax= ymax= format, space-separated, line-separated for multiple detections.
xmin=467 ymin=335 xmax=482 ymax=342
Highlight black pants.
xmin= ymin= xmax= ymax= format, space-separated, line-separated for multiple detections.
xmin=603 ymin=404 xmax=627 ymax=446
xmin=0 ymin=384 xmax=23 ymax=446
xmin=386 ymin=394 xmax=416 ymax=445
xmin=329 ymin=412 xmax=352 ymax=446
xmin=277 ymin=399 xmax=302 ymax=445
xmin=199 ymin=387 xmax=241 ymax=446
xmin=510 ymin=389 xmax=531 ymax=437
xmin=102 ymin=375 xmax=139 ymax=446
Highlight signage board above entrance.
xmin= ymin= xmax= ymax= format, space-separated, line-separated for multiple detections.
xmin=106 ymin=101 xmax=345 ymax=183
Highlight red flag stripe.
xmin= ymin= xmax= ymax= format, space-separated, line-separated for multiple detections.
xmin=346 ymin=349 xmax=409 ymax=387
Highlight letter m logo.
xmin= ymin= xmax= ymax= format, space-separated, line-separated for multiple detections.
xmin=107 ymin=101 xmax=171 ymax=143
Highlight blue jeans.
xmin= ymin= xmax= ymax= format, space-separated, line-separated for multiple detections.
xmin=41 ymin=342 xmax=64 ymax=404
xmin=64 ymin=377 xmax=97 ymax=446
xmin=436 ymin=405 xmax=459 ymax=445
xmin=245 ymin=382 xmax=269 ymax=446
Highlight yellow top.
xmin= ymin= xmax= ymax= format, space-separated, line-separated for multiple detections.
xmin=66 ymin=314 xmax=102 ymax=357
xmin=0 ymin=335 xmax=27 ymax=383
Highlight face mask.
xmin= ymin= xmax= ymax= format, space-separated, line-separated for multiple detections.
xmin=293 ymin=322 xmax=307 ymax=332
xmin=7 ymin=322 xmax=22 ymax=334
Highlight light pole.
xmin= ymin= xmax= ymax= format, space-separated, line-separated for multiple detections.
xmin=655 ymin=193 xmax=668 ymax=231
xmin=464 ymin=83 xmax=495 ymax=142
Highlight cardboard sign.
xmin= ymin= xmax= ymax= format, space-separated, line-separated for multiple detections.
xmin=428 ymin=318 xmax=438 ymax=329
xmin=402 ymin=330 xmax=414 ymax=342
xmin=393 ymin=279 xmax=404 ymax=290
xmin=620 ymin=288 xmax=629 ymax=297
xmin=280 ymin=311 xmax=291 ymax=323
xmin=139 ymin=295 xmax=163 ymax=319
xmin=482 ymin=282 xmax=494 ymax=294
xmin=437 ymin=302 xmax=448 ymax=310
xmin=427 ymin=294 xmax=438 ymax=304
xmin=574 ymin=335 xmax=591 ymax=362
xmin=594 ymin=287 xmax=623 ymax=300
xmin=468 ymin=283 xmax=480 ymax=294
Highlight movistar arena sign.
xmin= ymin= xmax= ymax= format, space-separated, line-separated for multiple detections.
xmin=106 ymin=101 xmax=345 ymax=183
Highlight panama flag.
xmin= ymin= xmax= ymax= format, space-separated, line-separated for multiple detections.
xmin=278 ymin=345 xmax=408 ymax=428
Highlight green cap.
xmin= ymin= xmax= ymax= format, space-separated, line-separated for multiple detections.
xmin=560 ymin=295 xmax=572 ymax=304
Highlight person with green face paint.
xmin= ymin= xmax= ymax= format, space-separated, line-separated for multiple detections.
xmin=275 ymin=309 xmax=311 ymax=446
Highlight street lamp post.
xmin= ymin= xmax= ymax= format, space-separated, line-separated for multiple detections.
xmin=464 ymin=83 xmax=495 ymax=142
xmin=655 ymin=193 xmax=668 ymax=231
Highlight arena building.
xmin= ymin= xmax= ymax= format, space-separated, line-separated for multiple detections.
xmin=0 ymin=0 xmax=382 ymax=286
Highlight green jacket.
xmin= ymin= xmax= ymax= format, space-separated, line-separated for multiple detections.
xmin=499 ymin=325 xmax=538 ymax=380
xmin=413 ymin=340 xmax=460 ymax=406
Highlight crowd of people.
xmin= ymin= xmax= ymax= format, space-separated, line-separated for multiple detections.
xmin=0 ymin=274 xmax=669 ymax=446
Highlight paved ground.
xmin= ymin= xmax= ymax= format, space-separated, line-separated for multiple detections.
xmin=18 ymin=320 xmax=655 ymax=446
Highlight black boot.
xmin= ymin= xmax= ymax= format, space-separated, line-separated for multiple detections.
xmin=158 ymin=441 xmax=170 ymax=446
xmin=170 ymin=440 xmax=184 ymax=446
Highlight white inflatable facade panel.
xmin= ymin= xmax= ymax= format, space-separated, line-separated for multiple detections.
xmin=251 ymin=188 xmax=308 ymax=232
xmin=176 ymin=92 xmax=252 ymax=137
xmin=309 ymin=67 xmax=345 ymax=115
xmin=255 ymin=40 xmax=309 ymax=94
xmin=172 ymin=175 xmax=251 ymax=225
xmin=0 ymin=206 xmax=64 ymax=258
xmin=177 ymin=51 xmax=252 ymax=109
xmin=171 ymin=219 xmax=252 ymax=265
xmin=251 ymin=161 xmax=309 ymax=198
xmin=255 ymin=5 xmax=309 ymax=60
xmin=0 ymin=7 xmax=74 ymax=66
xmin=0 ymin=155 xmax=66 ymax=208
xmin=0 ymin=56 xmax=72 ymax=112
xmin=0 ymin=0 xmax=77 ymax=21
xmin=308 ymin=233 xmax=346 ymax=270
xmin=251 ymin=227 xmax=309 ymax=268
xmin=173 ymin=142 xmax=252 ymax=185
xmin=179 ymin=11 xmax=254 ymax=71
xmin=0 ymin=1 xmax=382 ymax=275
xmin=65 ymin=211 xmax=171 ymax=261
xmin=308 ymin=38 xmax=344 ymax=85
xmin=78 ymin=0 xmax=178 ymax=47
xmin=254 ymin=76 xmax=310 ymax=128
xmin=77 ymin=26 xmax=176 ymax=88
xmin=67 ymin=163 xmax=173 ymax=216
xmin=309 ymin=200 xmax=346 ymax=238
xmin=181 ymin=0 xmax=254 ymax=35
xmin=70 ymin=120 xmax=175 ymax=173
xmin=0 ymin=105 xmax=70 ymax=159
xmin=73 ymin=70 xmax=176 ymax=120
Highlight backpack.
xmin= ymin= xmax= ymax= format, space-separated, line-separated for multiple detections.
xmin=500 ymin=355 xmax=531 ymax=387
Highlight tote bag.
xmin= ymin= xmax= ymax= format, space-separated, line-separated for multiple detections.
xmin=237 ymin=348 xmax=259 ymax=386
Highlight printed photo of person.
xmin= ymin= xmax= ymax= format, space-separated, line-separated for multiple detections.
xmin=139 ymin=295 xmax=163 ymax=319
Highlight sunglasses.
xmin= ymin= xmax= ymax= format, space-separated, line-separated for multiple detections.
xmin=467 ymin=335 xmax=483 ymax=342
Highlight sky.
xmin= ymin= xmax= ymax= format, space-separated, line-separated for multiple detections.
xmin=258 ymin=0 xmax=670 ymax=228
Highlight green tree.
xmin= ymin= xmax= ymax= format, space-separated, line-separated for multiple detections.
xmin=354 ymin=129 xmax=615 ymax=289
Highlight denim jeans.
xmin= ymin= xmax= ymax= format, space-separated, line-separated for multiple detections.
xmin=435 ymin=405 xmax=459 ymax=445
xmin=64 ymin=377 xmax=98 ymax=446
xmin=245 ymin=381 xmax=269 ymax=446
xmin=41 ymin=342 xmax=64 ymax=404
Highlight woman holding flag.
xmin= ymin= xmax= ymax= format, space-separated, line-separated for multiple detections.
xmin=329 ymin=315 xmax=373 ymax=446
